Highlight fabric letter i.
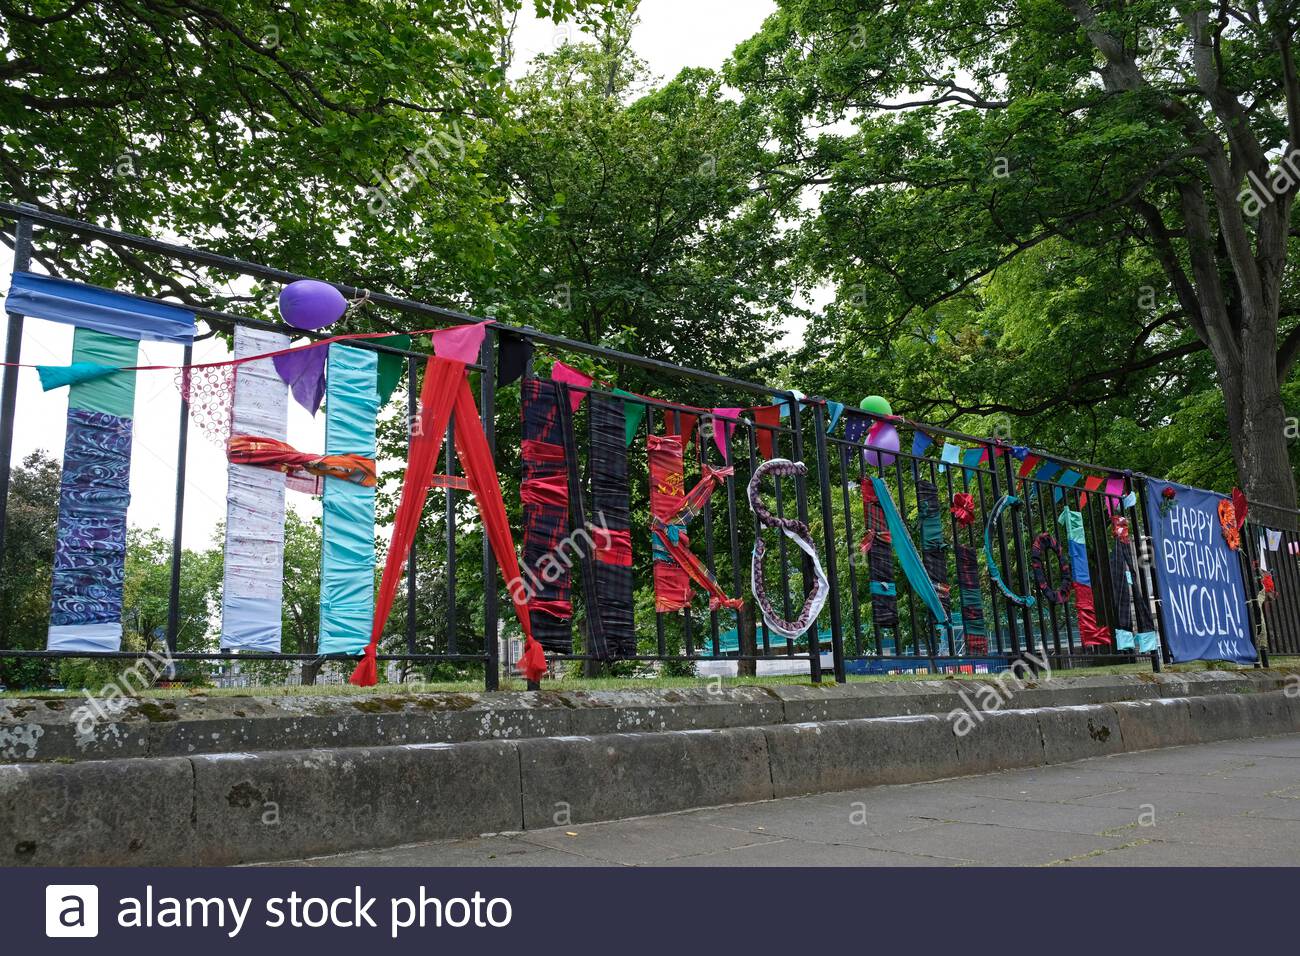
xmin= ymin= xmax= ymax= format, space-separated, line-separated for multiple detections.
xmin=221 ymin=326 xmax=291 ymax=651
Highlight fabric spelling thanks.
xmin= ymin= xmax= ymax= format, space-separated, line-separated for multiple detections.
xmin=915 ymin=479 xmax=952 ymax=618
xmin=860 ymin=479 xmax=898 ymax=629
xmin=588 ymin=394 xmax=636 ymax=657
xmin=222 ymin=326 xmax=290 ymax=652
xmin=521 ymin=378 xmax=573 ymax=652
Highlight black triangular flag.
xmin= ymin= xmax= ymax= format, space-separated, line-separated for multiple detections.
xmin=497 ymin=329 xmax=533 ymax=387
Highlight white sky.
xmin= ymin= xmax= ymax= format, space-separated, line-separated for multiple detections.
xmin=0 ymin=1 xmax=787 ymax=545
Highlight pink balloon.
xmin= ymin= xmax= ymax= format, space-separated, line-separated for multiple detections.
xmin=863 ymin=421 xmax=900 ymax=468
xmin=279 ymin=279 xmax=347 ymax=330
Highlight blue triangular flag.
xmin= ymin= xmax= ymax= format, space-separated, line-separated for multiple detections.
xmin=939 ymin=441 xmax=960 ymax=472
xmin=826 ymin=400 xmax=845 ymax=434
xmin=910 ymin=430 xmax=933 ymax=458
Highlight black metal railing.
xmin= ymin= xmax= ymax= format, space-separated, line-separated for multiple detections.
xmin=0 ymin=202 xmax=1295 ymax=691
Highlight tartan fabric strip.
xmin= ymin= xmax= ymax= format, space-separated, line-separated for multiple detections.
xmin=521 ymin=379 xmax=573 ymax=652
xmin=954 ymin=543 xmax=988 ymax=648
xmin=915 ymin=479 xmax=952 ymax=616
xmin=589 ymin=395 xmax=637 ymax=657
xmin=860 ymin=479 xmax=898 ymax=629
xmin=555 ymin=382 xmax=613 ymax=661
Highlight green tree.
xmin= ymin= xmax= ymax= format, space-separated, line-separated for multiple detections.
xmin=730 ymin=0 xmax=1300 ymax=520
xmin=482 ymin=31 xmax=800 ymax=379
xmin=121 ymin=527 xmax=221 ymax=654
xmin=0 ymin=451 xmax=59 ymax=687
xmin=1 ymin=0 xmax=610 ymax=315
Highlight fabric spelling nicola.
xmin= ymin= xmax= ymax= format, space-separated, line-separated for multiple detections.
xmin=48 ymin=408 xmax=133 ymax=649
xmin=521 ymin=379 xmax=574 ymax=652
xmin=587 ymin=395 xmax=636 ymax=657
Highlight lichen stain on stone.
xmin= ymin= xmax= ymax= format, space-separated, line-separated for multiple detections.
xmin=0 ymin=723 xmax=44 ymax=759
xmin=226 ymin=780 xmax=265 ymax=808
xmin=1087 ymin=719 xmax=1111 ymax=742
xmin=350 ymin=697 xmax=406 ymax=714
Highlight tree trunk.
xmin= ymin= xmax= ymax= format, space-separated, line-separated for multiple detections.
xmin=300 ymin=660 xmax=322 ymax=685
xmin=737 ymin=597 xmax=758 ymax=678
xmin=1213 ymin=333 xmax=1298 ymax=531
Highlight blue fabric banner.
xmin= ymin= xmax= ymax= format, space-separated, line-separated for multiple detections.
xmin=1143 ymin=478 xmax=1254 ymax=663
xmin=7 ymin=271 xmax=196 ymax=344
xmin=319 ymin=345 xmax=379 ymax=654
xmin=47 ymin=407 xmax=133 ymax=651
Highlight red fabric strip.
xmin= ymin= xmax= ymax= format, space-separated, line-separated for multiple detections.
xmin=593 ymin=528 xmax=633 ymax=566
xmin=521 ymin=474 xmax=569 ymax=507
xmin=528 ymin=598 xmax=573 ymax=620
xmin=520 ymin=439 xmax=566 ymax=462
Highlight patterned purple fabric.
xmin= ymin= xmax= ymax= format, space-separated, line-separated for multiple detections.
xmin=50 ymin=408 xmax=133 ymax=626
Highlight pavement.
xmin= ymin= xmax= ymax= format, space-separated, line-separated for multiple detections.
xmin=277 ymin=734 xmax=1300 ymax=867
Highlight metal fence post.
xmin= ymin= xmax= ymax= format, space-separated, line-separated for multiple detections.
xmin=165 ymin=343 xmax=192 ymax=663
xmin=480 ymin=330 xmax=500 ymax=691
xmin=811 ymin=400 xmax=846 ymax=682
xmin=406 ymin=357 xmax=419 ymax=656
xmin=0 ymin=210 xmax=35 ymax=593
xmin=787 ymin=394 xmax=822 ymax=682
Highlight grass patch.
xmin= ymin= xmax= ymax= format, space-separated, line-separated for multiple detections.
xmin=1 ymin=656 xmax=1295 ymax=700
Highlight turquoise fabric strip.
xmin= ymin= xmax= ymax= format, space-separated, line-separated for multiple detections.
xmin=869 ymin=477 xmax=951 ymax=625
xmin=319 ymin=345 xmax=379 ymax=654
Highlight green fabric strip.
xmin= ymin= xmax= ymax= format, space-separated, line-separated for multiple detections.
xmin=67 ymin=327 xmax=138 ymax=418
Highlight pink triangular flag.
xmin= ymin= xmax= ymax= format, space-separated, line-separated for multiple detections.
xmin=432 ymin=321 xmax=488 ymax=363
xmin=551 ymin=360 xmax=594 ymax=412
xmin=711 ymin=408 xmax=742 ymax=462
xmin=1104 ymin=476 xmax=1124 ymax=514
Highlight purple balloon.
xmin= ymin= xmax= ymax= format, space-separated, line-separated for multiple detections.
xmin=279 ymin=279 xmax=347 ymax=331
xmin=862 ymin=421 xmax=900 ymax=468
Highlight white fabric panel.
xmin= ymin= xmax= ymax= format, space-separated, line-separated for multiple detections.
xmin=221 ymin=326 xmax=290 ymax=651
xmin=47 ymin=622 xmax=123 ymax=652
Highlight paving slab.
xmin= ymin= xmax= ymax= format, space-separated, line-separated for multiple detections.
xmin=282 ymin=735 xmax=1300 ymax=867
